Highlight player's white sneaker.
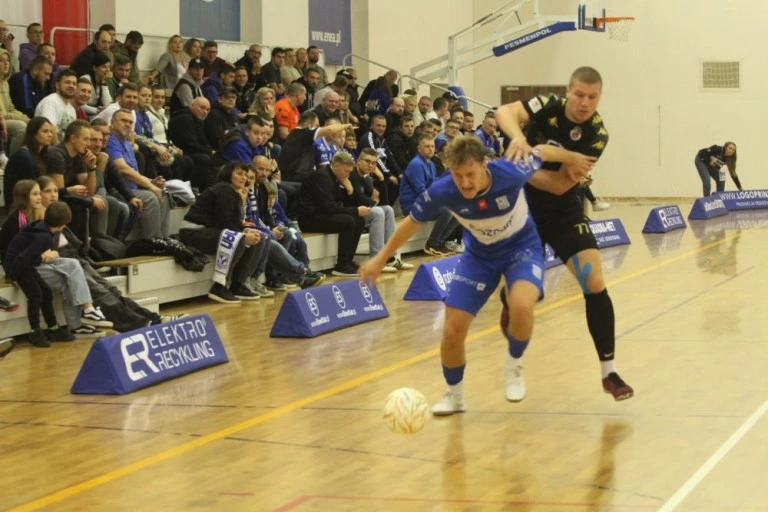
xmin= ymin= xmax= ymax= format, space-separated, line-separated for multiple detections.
xmin=592 ymin=200 xmax=611 ymax=212
xmin=505 ymin=361 xmax=526 ymax=402
xmin=431 ymin=390 xmax=467 ymax=416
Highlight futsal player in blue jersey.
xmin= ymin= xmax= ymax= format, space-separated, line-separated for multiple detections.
xmin=360 ymin=135 xmax=595 ymax=415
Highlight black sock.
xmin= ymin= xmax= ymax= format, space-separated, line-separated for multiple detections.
xmin=585 ymin=289 xmax=615 ymax=362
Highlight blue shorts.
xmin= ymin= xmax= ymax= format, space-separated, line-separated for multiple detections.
xmin=444 ymin=232 xmax=545 ymax=316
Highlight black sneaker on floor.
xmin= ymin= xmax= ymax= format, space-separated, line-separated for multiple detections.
xmin=230 ymin=283 xmax=261 ymax=301
xmin=300 ymin=271 xmax=326 ymax=289
xmin=331 ymin=264 xmax=359 ymax=277
xmin=208 ymin=283 xmax=241 ymax=304
xmin=29 ymin=328 xmax=51 ymax=348
xmin=45 ymin=327 xmax=76 ymax=342
xmin=0 ymin=338 xmax=15 ymax=359
xmin=602 ymin=372 xmax=634 ymax=401
xmin=70 ymin=324 xmax=105 ymax=339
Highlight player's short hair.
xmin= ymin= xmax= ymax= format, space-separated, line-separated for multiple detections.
xmin=443 ymin=135 xmax=485 ymax=168
xmin=44 ymin=201 xmax=72 ymax=228
xmin=569 ymin=66 xmax=603 ymax=88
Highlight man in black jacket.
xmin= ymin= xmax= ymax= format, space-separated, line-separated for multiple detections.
xmin=8 ymin=55 xmax=52 ymax=118
xmin=387 ymin=115 xmax=416 ymax=172
xmin=168 ymin=97 xmax=216 ymax=189
xmin=69 ymin=29 xmax=112 ymax=78
xmin=296 ymin=151 xmax=367 ymax=276
xmin=204 ymin=85 xmax=239 ymax=149
xmin=357 ymin=115 xmax=401 ymax=206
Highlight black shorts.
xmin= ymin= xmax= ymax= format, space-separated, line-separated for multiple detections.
xmin=534 ymin=210 xmax=598 ymax=263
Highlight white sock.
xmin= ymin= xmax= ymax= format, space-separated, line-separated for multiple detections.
xmin=508 ymin=354 xmax=523 ymax=367
xmin=448 ymin=381 xmax=464 ymax=395
xmin=600 ymin=360 xmax=616 ymax=378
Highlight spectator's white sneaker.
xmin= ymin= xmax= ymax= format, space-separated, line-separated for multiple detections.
xmin=81 ymin=307 xmax=113 ymax=328
xmin=0 ymin=152 xmax=7 ymax=170
xmin=445 ymin=240 xmax=465 ymax=253
xmin=381 ymin=264 xmax=398 ymax=273
xmin=390 ymin=258 xmax=414 ymax=270
xmin=431 ymin=390 xmax=467 ymax=416
xmin=505 ymin=361 xmax=526 ymax=402
xmin=593 ymin=200 xmax=611 ymax=212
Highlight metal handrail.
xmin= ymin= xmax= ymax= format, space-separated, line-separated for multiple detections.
xmin=341 ymin=53 xmax=397 ymax=74
xmin=400 ymin=74 xmax=494 ymax=110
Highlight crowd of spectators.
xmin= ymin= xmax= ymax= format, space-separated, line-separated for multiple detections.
xmin=0 ymin=19 xmax=509 ymax=344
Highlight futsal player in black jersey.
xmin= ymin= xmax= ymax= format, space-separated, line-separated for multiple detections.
xmin=495 ymin=66 xmax=633 ymax=401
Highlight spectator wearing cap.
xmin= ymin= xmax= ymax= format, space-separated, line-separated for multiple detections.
xmin=293 ymin=67 xmax=320 ymax=114
xmin=341 ymin=68 xmax=360 ymax=111
xmin=274 ymin=83 xmax=306 ymax=142
xmin=201 ymin=40 xmax=229 ymax=78
xmin=313 ymin=74 xmax=348 ymax=108
xmin=260 ymin=47 xmax=286 ymax=96
xmin=204 ymin=85 xmax=239 ymax=149
xmin=70 ymin=29 xmax=112 ymax=78
xmin=170 ymin=57 xmax=204 ymax=114
xmin=202 ymin=63 xmax=235 ymax=105
xmin=107 ymin=54 xmax=133 ymax=99
xmin=80 ymin=51 xmax=113 ymax=117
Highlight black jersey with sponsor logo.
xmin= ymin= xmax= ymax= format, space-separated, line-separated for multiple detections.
xmin=522 ymin=94 xmax=609 ymax=219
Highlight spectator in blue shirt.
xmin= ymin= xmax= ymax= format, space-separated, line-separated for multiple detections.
xmin=399 ymin=134 xmax=459 ymax=256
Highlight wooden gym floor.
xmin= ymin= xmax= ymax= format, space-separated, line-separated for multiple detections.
xmin=2 ymin=202 xmax=768 ymax=512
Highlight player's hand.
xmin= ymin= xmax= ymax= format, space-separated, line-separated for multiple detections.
xmin=359 ymin=257 xmax=384 ymax=286
xmin=564 ymin=153 xmax=597 ymax=181
xmin=505 ymin=137 xmax=533 ymax=164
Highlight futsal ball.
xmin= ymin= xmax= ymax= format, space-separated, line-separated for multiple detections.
xmin=382 ymin=387 xmax=430 ymax=434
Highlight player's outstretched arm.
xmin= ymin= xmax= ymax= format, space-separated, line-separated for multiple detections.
xmin=360 ymin=216 xmax=422 ymax=286
xmin=535 ymin=144 xmax=596 ymax=180
xmin=495 ymin=102 xmax=532 ymax=163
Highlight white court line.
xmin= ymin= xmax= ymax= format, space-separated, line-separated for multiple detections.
xmin=658 ymin=400 xmax=768 ymax=512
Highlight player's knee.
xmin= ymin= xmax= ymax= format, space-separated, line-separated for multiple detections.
xmin=442 ymin=321 xmax=469 ymax=347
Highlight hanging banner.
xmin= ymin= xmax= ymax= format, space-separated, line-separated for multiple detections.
xmin=308 ymin=0 xmax=351 ymax=65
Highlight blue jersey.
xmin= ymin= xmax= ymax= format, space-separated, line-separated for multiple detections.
xmin=313 ymin=137 xmax=340 ymax=167
xmin=409 ymin=155 xmax=542 ymax=260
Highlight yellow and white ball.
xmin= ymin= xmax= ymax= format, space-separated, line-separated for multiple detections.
xmin=382 ymin=387 xmax=430 ymax=434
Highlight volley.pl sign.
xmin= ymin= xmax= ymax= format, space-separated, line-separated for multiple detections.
xmin=270 ymin=279 xmax=389 ymax=338
xmin=71 ymin=314 xmax=228 ymax=395
xmin=688 ymin=196 xmax=728 ymax=220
